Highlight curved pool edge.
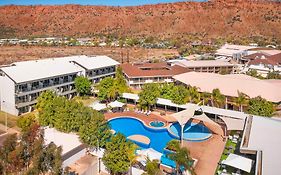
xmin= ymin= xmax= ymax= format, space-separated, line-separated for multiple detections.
xmin=167 ymin=123 xmax=212 ymax=142
xmin=108 ymin=116 xmax=212 ymax=142
xmin=108 ymin=116 xmax=170 ymax=131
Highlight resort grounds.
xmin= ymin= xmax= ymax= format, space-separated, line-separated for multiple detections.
xmin=105 ymin=110 xmax=226 ymax=175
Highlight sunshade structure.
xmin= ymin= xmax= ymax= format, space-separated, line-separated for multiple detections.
xmin=171 ymin=106 xmax=198 ymax=145
xmin=90 ymin=102 xmax=107 ymax=111
xmin=218 ymin=116 xmax=245 ymax=131
xmin=108 ymin=100 xmax=125 ymax=108
xmin=136 ymin=148 xmax=163 ymax=161
xmin=221 ymin=153 xmax=253 ymax=173
xmin=122 ymin=93 xmax=139 ymax=101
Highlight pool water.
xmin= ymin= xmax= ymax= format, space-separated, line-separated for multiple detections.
xmin=150 ymin=121 xmax=165 ymax=127
xmin=108 ymin=117 xmax=211 ymax=153
xmin=169 ymin=122 xmax=212 ymax=141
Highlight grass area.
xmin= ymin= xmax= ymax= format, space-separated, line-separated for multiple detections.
xmin=0 ymin=111 xmax=18 ymax=128
xmin=129 ymin=88 xmax=141 ymax=94
xmin=73 ymin=96 xmax=97 ymax=106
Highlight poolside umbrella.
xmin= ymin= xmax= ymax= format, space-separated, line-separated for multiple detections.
xmin=108 ymin=100 xmax=125 ymax=108
xmin=172 ymin=105 xmax=198 ymax=146
xmin=91 ymin=102 xmax=107 ymax=111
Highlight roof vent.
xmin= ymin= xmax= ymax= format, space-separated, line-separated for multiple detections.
xmin=261 ymin=56 xmax=266 ymax=60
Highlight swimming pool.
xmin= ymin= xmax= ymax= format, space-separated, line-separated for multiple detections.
xmin=149 ymin=121 xmax=165 ymax=128
xmin=108 ymin=117 xmax=211 ymax=153
xmin=169 ymin=122 xmax=212 ymax=141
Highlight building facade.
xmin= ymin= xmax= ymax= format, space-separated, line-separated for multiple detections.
xmin=169 ymin=60 xmax=237 ymax=74
xmin=120 ymin=62 xmax=189 ymax=89
xmin=0 ymin=55 xmax=119 ymax=115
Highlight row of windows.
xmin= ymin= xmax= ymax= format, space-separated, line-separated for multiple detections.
xmin=15 ymin=74 xmax=77 ymax=93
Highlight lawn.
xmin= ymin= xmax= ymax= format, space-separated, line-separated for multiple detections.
xmin=73 ymin=96 xmax=97 ymax=106
xmin=0 ymin=111 xmax=18 ymax=128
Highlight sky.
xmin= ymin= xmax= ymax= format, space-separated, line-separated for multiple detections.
xmin=0 ymin=0 xmax=206 ymax=6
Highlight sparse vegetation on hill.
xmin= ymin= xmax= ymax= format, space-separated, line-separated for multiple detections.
xmin=0 ymin=0 xmax=280 ymax=41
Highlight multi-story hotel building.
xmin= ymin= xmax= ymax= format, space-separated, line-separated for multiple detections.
xmin=120 ymin=62 xmax=189 ymax=89
xmin=0 ymin=55 xmax=119 ymax=115
xmin=169 ymin=60 xmax=237 ymax=74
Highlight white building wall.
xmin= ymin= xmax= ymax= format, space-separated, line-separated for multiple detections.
xmin=0 ymin=75 xmax=18 ymax=115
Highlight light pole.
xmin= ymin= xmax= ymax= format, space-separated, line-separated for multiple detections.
xmin=2 ymin=101 xmax=7 ymax=132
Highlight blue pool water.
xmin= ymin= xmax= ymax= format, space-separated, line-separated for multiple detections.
xmin=150 ymin=121 xmax=165 ymax=127
xmin=108 ymin=117 xmax=211 ymax=153
xmin=170 ymin=122 xmax=212 ymax=141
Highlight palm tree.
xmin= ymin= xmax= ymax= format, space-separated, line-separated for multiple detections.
xmin=168 ymin=142 xmax=195 ymax=175
xmin=200 ymin=92 xmax=211 ymax=106
xmin=187 ymin=86 xmax=200 ymax=104
xmin=211 ymin=88 xmax=225 ymax=108
xmin=143 ymin=158 xmax=163 ymax=175
xmin=234 ymin=91 xmax=249 ymax=112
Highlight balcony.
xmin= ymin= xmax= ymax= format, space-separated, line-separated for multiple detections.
xmin=16 ymin=81 xmax=75 ymax=96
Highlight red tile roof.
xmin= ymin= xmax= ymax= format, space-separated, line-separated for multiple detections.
xmin=248 ymin=53 xmax=281 ymax=66
xmin=120 ymin=62 xmax=189 ymax=78
xmin=243 ymin=53 xmax=269 ymax=61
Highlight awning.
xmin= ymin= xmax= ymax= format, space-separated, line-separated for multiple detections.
xmin=201 ymin=105 xmax=247 ymax=120
xmin=108 ymin=100 xmax=125 ymax=108
xmin=122 ymin=93 xmax=139 ymax=101
xmin=221 ymin=153 xmax=253 ymax=173
xmin=136 ymin=148 xmax=163 ymax=161
xmin=90 ymin=102 xmax=107 ymax=111
xmin=219 ymin=116 xmax=245 ymax=131
xmin=171 ymin=106 xmax=198 ymax=126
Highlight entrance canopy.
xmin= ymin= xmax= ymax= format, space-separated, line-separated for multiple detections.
xmin=221 ymin=153 xmax=253 ymax=173
xmin=219 ymin=116 xmax=245 ymax=131
xmin=108 ymin=100 xmax=125 ymax=108
xmin=171 ymin=106 xmax=198 ymax=126
xmin=90 ymin=102 xmax=107 ymax=111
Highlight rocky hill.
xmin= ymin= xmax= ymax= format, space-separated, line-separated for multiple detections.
xmin=0 ymin=0 xmax=280 ymax=40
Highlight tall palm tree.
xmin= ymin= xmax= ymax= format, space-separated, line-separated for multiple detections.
xmin=188 ymin=86 xmax=201 ymax=104
xmin=234 ymin=91 xmax=249 ymax=112
xmin=200 ymin=91 xmax=211 ymax=106
xmin=168 ymin=142 xmax=195 ymax=175
xmin=211 ymin=88 xmax=225 ymax=108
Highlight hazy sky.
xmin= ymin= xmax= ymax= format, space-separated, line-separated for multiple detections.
xmin=0 ymin=0 xmax=206 ymax=6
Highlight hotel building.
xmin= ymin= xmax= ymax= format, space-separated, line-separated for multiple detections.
xmin=0 ymin=55 xmax=119 ymax=115
xmin=120 ymin=62 xmax=189 ymax=89
xmin=169 ymin=59 xmax=237 ymax=74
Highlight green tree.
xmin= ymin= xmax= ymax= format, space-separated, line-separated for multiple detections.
xmin=166 ymin=139 xmax=180 ymax=152
xmin=167 ymin=141 xmax=195 ymax=175
xmin=17 ymin=114 xmax=36 ymax=132
xmin=160 ymin=83 xmax=175 ymax=100
xmin=79 ymin=112 xmax=112 ymax=149
xmin=0 ymin=124 xmax=62 ymax=174
xmin=171 ymin=85 xmax=188 ymax=105
xmin=74 ymin=76 xmax=92 ymax=96
xmin=200 ymin=92 xmax=211 ymax=106
xmin=267 ymin=71 xmax=281 ymax=79
xmin=211 ymin=88 xmax=226 ymax=108
xmin=234 ymin=91 xmax=249 ymax=112
xmin=142 ymin=158 xmax=163 ymax=175
xmin=102 ymin=133 xmax=137 ymax=175
xmin=139 ymin=84 xmax=160 ymax=110
xmin=186 ymin=86 xmax=200 ymax=104
xmin=115 ymin=67 xmax=129 ymax=94
xmin=248 ymin=96 xmax=275 ymax=117
xmin=97 ymin=77 xmax=116 ymax=101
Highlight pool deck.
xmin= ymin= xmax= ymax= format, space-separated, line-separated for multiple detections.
xmin=104 ymin=111 xmax=225 ymax=175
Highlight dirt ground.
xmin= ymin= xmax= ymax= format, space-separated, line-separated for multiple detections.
xmin=0 ymin=46 xmax=179 ymax=65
